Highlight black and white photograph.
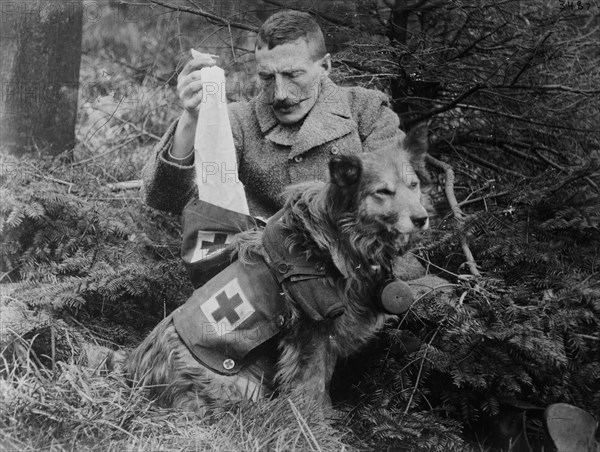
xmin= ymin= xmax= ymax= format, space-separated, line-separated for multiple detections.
xmin=1 ymin=1 xmax=599 ymax=450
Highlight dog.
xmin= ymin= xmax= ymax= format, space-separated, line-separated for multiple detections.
xmin=124 ymin=124 xmax=431 ymax=415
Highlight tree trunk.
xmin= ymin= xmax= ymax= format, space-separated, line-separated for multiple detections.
xmin=1 ymin=0 xmax=83 ymax=157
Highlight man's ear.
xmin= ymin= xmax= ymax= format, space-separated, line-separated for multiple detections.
xmin=329 ymin=155 xmax=362 ymax=187
xmin=403 ymin=123 xmax=429 ymax=167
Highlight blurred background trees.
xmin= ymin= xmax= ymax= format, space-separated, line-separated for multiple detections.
xmin=0 ymin=0 xmax=83 ymax=156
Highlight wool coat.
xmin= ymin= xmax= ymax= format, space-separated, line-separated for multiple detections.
xmin=142 ymin=77 xmax=405 ymax=220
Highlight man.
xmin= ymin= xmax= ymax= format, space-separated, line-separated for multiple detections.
xmin=142 ymin=10 xmax=406 ymax=222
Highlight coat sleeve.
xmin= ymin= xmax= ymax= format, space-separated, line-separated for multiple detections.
xmin=141 ymin=104 xmax=245 ymax=215
xmin=140 ymin=119 xmax=197 ymax=215
xmin=353 ymin=89 xmax=405 ymax=153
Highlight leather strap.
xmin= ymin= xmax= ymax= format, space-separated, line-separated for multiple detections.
xmin=262 ymin=210 xmax=414 ymax=318
xmin=262 ymin=210 xmax=345 ymax=320
xmin=262 ymin=210 xmax=337 ymax=283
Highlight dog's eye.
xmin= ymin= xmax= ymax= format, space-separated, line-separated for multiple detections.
xmin=376 ymin=188 xmax=395 ymax=196
xmin=409 ymin=181 xmax=419 ymax=190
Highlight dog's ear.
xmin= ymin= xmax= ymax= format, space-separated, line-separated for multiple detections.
xmin=329 ymin=155 xmax=362 ymax=187
xmin=403 ymin=123 xmax=429 ymax=167
xmin=403 ymin=123 xmax=432 ymax=185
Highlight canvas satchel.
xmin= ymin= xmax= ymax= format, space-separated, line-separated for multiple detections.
xmin=181 ymin=198 xmax=265 ymax=288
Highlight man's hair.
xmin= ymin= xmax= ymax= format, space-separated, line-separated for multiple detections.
xmin=255 ymin=10 xmax=326 ymax=60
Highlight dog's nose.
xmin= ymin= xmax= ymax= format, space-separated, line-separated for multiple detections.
xmin=410 ymin=215 xmax=429 ymax=229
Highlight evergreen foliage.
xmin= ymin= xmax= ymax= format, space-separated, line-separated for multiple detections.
xmin=1 ymin=153 xmax=190 ymax=341
xmin=341 ymin=160 xmax=600 ymax=449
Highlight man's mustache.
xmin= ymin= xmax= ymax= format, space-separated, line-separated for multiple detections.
xmin=271 ymin=96 xmax=312 ymax=109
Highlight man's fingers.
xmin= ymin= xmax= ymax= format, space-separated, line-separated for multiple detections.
xmin=180 ymin=80 xmax=205 ymax=100
xmin=178 ymin=57 xmax=216 ymax=90
xmin=186 ymin=71 xmax=203 ymax=82
xmin=180 ymin=80 xmax=208 ymax=111
xmin=185 ymin=89 xmax=206 ymax=110
xmin=177 ymin=54 xmax=218 ymax=110
xmin=177 ymin=73 xmax=202 ymax=97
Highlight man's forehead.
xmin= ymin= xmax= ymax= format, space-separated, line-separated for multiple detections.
xmin=255 ymin=40 xmax=317 ymax=68
xmin=256 ymin=58 xmax=306 ymax=72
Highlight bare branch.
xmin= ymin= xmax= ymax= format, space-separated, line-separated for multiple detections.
xmin=72 ymin=136 xmax=140 ymax=167
xmin=533 ymin=149 xmax=564 ymax=171
xmin=458 ymin=190 xmax=511 ymax=208
xmin=510 ymin=32 xmax=553 ymax=85
xmin=404 ymin=329 xmax=438 ymax=414
xmin=148 ymin=0 xmax=259 ymax=33
xmin=405 ymin=83 xmax=484 ymax=128
xmin=261 ymin=0 xmax=354 ymax=27
xmin=33 ymin=175 xmax=75 ymax=193
xmin=106 ymin=180 xmax=143 ymax=191
xmin=501 ymin=145 xmax=544 ymax=166
xmin=493 ymin=84 xmax=600 ymax=95
xmin=448 ymin=22 xmax=509 ymax=62
xmin=454 ymin=135 xmax=562 ymax=157
xmin=426 ymin=155 xmax=481 ymax=278
xmin=455 ymin=103 xmax=597 ymax=132
xmin=93 ymin=107 xmax=162 ymax=141
xmin=455 ymin=148 xmax=531 ymax=179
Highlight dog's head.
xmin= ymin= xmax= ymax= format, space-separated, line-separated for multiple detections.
xmin=328 ymin=124 xmax=430 ymax=237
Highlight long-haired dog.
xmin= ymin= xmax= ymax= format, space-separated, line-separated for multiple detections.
xmin=125 ymin=124 xmax=431 ymax=415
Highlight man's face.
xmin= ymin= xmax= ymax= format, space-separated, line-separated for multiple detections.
xmin=256 ymin=39 xmax=331 ymax=125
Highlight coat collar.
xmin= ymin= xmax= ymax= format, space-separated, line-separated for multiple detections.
xmin=253 ymin=77 xmax=355 ymax=159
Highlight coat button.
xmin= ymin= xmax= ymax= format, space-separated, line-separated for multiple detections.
xmin=294 ymin=156 xmax=303 ymax=163
xmin=277 ymin=262 xmax=290 ymax=273
xmin=276 ymin=315 xmax=285 ymax=327
xmin=315 ymin=262 xmax=325 ymax=272
xmin=330 ymin=146 xmax=340 ymax=155
xmin=223 ymin=359 xmax=235 ymax=370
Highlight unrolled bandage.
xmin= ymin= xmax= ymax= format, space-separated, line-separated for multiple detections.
xmin=191 ymin=49 xmax=249 ymax=215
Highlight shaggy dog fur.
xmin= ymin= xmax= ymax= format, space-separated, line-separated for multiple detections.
xmin=125 ymin=124 xmax=431 ymax=415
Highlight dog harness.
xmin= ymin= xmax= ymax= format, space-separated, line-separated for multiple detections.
xmin=172 ymin=210 xmax=345 ymax=375
xmin=173 ymin=209 xmax=415 ymax=376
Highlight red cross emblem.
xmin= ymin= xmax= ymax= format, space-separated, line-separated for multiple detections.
xmin=199 ymin=278 xmax=254 ymax=335
xmin=190 ymin=231 xmax=233 ymax=263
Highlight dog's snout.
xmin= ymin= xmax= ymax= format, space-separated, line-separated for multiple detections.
xmin=410 ymin=215 xmax=429 ymax=229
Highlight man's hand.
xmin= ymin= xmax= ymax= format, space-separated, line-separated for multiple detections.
xmin=177 ymin=55 xmax=217 ymax=116
xmin=170 ymin=55 xmax=217 ymax=161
